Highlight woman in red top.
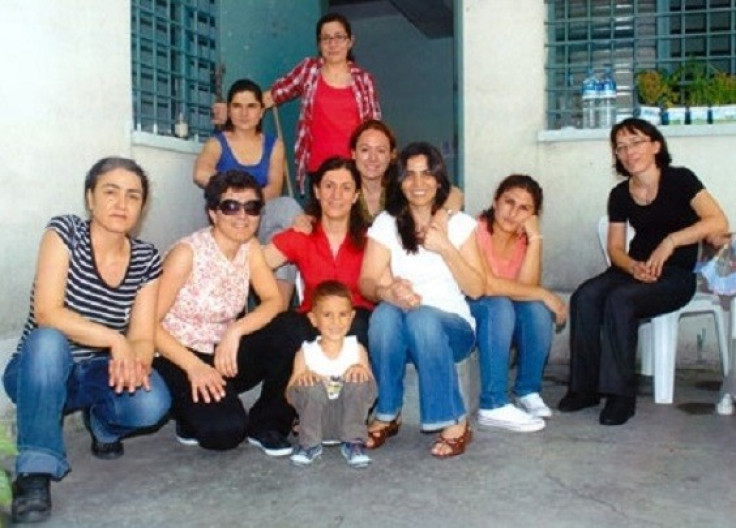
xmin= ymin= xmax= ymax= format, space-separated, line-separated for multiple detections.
xmin=261 ymin=157 xmax=370 ymax=377
xmin=265 ymin=13 xmax=381 ymax=191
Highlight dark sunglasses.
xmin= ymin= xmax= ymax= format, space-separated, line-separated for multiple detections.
xmin=217 ymin=199 xmax=264 ymax=216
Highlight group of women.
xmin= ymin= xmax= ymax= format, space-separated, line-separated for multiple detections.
xmin=4 ymin=9 xmax=729 ymax=526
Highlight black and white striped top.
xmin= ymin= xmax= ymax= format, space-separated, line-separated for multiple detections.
xmin=16 ymin=215 xmax=162 ymax=360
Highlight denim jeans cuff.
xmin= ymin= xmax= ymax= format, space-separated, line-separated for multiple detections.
xmin=16 ymin=449 xmax=70 ymax=481
xmin=419 ymin=414 xmax=467 ymax=432
xmin=374 ymin=411 xmax=400 ymax=423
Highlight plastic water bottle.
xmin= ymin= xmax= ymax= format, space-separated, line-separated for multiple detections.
xmin=597 ymin=66 xmax=617 ymax=129
xmin=581 ymin=68 xmax=598 ymax=129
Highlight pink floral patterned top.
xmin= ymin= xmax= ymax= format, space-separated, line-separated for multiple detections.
xmin=161 ymin=228 xmax=250 ymax=354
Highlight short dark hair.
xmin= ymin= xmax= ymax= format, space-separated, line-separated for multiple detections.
xmin=204 ymin=170 xmax=264 ymax=223
xmin=85 ymin=157 xmax=149 ymax=204
xmin=224 ymin=78 xmax=264 ymax=133
xmin=387 ymin=142 xmax=451 ymax=253
xmin=480 ymin=174 xmax=544 ymax=235
xmin=312 ymin=280 xmax=353 ymax=308
xmin=610 ymin=117 xmax=672 ymax=177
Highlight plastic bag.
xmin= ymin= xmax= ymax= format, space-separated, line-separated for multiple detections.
xmin=697 ymin=234 xmax=736 ymax=295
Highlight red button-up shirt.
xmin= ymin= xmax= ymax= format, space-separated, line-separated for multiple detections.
xmin=272 ymin=223 xmax=373 ymax=313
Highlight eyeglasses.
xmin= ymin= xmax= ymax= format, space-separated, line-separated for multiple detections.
xmin=614 ymin=138 xmax=651 ymax=156
xmin=319 ymin=33 xmax=349 ymax=44
xmin=217 ymin=199 xmax=264 ymax=216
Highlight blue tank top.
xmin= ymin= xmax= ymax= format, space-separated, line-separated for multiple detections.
xmin=214 ymin=132 xmax=276 ymax=188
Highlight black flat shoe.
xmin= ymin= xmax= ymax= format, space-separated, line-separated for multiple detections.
xmin=558 ymin=391 xmax=600 ymax=412
xmin=12 ymin=473 xmax=52 ymax=523
xmin=83 ymin=409 xmax=124 ymax=460
xmin=599 ymin=396 xmax=636 ymax=426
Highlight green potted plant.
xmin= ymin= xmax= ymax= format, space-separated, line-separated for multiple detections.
xmin=676 ymin=60 xmax=713 ymax=124
xmin=635 ymin=69 xmax=671 ymax=125
xmin=710 ymin=72 xmax=736 ymax=123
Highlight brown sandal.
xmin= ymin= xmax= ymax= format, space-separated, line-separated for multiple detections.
xmin=431 ymin=424 xmax=472 ymax=459
xmin=366 ymin=416 xmax=401 ymax=450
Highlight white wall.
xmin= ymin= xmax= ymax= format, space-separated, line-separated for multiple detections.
xmin=0 ymin=1 xmax=207 ymax=415
xmin=460 ymin=0 xmax=736 ymax=289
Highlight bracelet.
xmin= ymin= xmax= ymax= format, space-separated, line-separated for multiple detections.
xmin=445 ymin=208 xmax=455 ymax=216
xmin=665 ymin=235 xmax=676 ymax=248
xmin=527 ymin=234 xmax=544 ymax=242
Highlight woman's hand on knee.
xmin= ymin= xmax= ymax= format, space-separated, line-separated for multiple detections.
xmin=186 ymin=360 xmax=227 ymax=404
xmin=543 ymin=292 xmax=568 ymax=325
xmin=214 ymin=327 xmax=242 ymax=378
xmin=109 ymin=336 xmax=138 ymax=394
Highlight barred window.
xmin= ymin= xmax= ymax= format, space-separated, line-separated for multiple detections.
xmin=546 ymin=0 xmax=736 ymax=129
xmin=131 ymin=0 xmax=219 ymax=140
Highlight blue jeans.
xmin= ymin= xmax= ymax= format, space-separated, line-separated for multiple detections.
xmin=469 ymin=297 xmax=553 ymax=410
xmin=3 ymin=328 xmax=171 ymax=480
xmin=368 ymin=303 xmax=474 ymax=430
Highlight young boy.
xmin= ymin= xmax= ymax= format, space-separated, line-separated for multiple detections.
xmin=287 ymin=280 xmax=376 ymax=468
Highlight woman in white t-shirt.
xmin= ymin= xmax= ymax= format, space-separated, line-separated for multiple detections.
xmin=359 ymin=142 xmax=485 ymax=458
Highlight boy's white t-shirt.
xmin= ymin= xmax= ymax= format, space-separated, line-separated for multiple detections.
xmin=367 ymin=211 xmax=477 ymax=330
xmin=302 ymin=335 xmax=360 ymax=377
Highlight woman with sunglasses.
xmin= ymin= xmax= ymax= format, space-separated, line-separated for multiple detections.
xmin=214 ymin=13 xmax=380 ymax=193
xmin=359 ymin=142 xmax=485 ymax=458
xmin=558 ymin=118 xmax=728 ymax=425
xmin=5 ymin=157 xmax=171 ymax=524
xmin=153 ymin=170 xmax=294 ymax=455
xmin=196 ymin=79 xmax=302 ymax=309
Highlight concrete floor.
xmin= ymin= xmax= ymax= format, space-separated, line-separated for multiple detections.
xmin=2 ymin=364 xmax=735 ymax=528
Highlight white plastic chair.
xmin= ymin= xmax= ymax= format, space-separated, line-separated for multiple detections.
xmin=597 ymin=215 xmax=730 ymax=404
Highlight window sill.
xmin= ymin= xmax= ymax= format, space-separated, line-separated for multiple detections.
xmin=131 ymin=130 xmax=203 ymax=154
xmin=538 ymin=123 xmax=736 ymax=143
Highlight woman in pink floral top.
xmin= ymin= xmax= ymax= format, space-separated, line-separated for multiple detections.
xmin=154 ymin=170 xmax=294 ymax=456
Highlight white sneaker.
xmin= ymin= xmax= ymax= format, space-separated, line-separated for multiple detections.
xmin=516 ymin=393 xmax=553 ymax=419
xmin=716 ymin=393 xmax=734 ymax=416
xmin=477 ymin=404 xmax=545 ymax=432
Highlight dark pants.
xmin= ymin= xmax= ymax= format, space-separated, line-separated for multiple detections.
xmin=155 ymin=308 xmax=371 ymax=450
xmin=568 ymin=266 xmax=696 ymax=397
xmin=287 ymin=380 xmax=376 ymax=448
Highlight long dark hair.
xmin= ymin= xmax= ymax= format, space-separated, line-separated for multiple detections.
xmin=610 ymin=117 xmax=672 ymax=177
xmin=387 ymin=142 xmax=450 ymax=253
xmin=224 ymin=78 xmax=264 ymax=133
xmin=305 ymin=157 xmax=366 ymax=249
xmin=480 ymin=174 xmax=543 ymax=235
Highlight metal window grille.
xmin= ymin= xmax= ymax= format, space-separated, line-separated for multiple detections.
xmin=545 ymin=0 xmax=736 ymax=129
xmin=131 ymin=0 xmax=218 ymax=139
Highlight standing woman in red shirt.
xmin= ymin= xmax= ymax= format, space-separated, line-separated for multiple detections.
xmin=265 ymin=13 xmax=381 ymax=192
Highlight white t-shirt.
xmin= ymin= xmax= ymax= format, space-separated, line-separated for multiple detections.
xmin=367 ymin=211 xmax=477 ymax=329
xmin=303 ymin=335 xmax=360 ymax=377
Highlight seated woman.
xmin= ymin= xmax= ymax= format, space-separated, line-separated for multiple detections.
xmin=153 ymin=170 xmax=293 ymax=455
xmin=194 ymin=78 xmax=302 ymax=308
xmin=359 ymin=142 xmax=485 ymax=458
xmin=469 ymin=175 xmax=567 ymax=434
xmin=262 ymin=157 xmax=373 ymax=349
xmin=558 ymin=118 xmax=728 ymax=425
xmin=4 ymin=157 xmax=171 ymax=524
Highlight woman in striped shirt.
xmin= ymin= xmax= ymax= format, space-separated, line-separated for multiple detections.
xmin=4 ymin=157 xmax=171 ymax=524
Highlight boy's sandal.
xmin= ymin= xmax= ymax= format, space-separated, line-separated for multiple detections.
xmin=366 ymin=416 xmax=401 ymax=450
xmin=431 ymin=424 xmax=472 ymax=459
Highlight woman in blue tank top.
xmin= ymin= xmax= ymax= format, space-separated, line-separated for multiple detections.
xmin=194 ymin=79 xmax=302 ymax=308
